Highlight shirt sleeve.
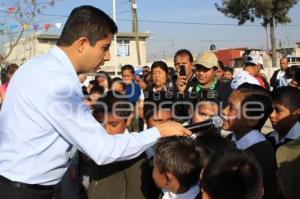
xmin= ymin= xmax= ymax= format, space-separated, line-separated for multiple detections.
xmin=40 ymin=82 xmax=160 ymax=165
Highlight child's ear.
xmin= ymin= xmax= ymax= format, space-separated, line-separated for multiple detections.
xmin=164 ymin=173 xmax=171 ymax=187
xmin=165 ymin=172 xmax=176 ymax=187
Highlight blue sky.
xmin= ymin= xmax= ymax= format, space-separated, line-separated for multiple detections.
xmin=1 ymin=0 xmax=300 ymax=61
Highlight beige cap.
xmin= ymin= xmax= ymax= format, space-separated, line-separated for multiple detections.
xmin=194 ymin=51 xmax=219 ymax=69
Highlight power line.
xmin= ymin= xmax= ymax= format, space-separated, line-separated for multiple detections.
xmin=149 ymin=38 xmax=263 ymax=42
xmin=2 ymin=10 xmax=300 ymax=27
xmin=118 ymin=18 xmax=300 ymax=27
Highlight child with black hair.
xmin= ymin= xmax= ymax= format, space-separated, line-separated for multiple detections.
xmin=0 ymin=63 xmax=19 ymax=103
xmin=192 ymin=99 xmax=219 ymax=124
xmin=189 ymin=98 xmax=221 ymax=135
xmin=87 ymin=80 xmax=96 ymax=93
xmin=111 ymin=77 xmax=126 ymax=94
xmin=95 ymin=71 xmax=111 ymax=92
xmin=121 ymin=64 xmax=143 ymax=132
xmin=195 ymin=133 xmax=232 ymax=168
xmin=121 ymin=64 xmax=141 ymax=104
xmin=222 ymin=83 xmax=279 ymax=199
xmin=143 ymin=101 xmax=174 ymax=129
xmin=152 ymin=136 xmax=201 ymax=199
xmin=140 ymin=101 xmax=175 ymax=199
xmin=266 ymin=86 xmax=300 ymax=151
xmin=82 ymin=86 xmax=92 ymax=109
xmin=223 ymin=66 xmax=234 ymax=81
xmin=215 ymin=61 xmax=225 ymax=81
xmin=89 ymin=91 xmax=152 ymax=199
xmin=201 ymin=149 xmax=264 ymax=199
xmin=89 ymin=84 xmax=105 ymax=105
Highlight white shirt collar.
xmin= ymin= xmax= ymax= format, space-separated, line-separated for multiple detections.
xmin=162 ymin=184 xmax=200 ymax=199
xmin=277 ymin=70 xmax=285 ymax=77
xmin=232 ymin=129 xmax=266 ymax=150
xmin=269 ymin=122 xmax=300 ymax=144
xmin=123 ymin=128 xmax=129 ymax=134
xmin=49 ymin=46 xmax=78 ymax=80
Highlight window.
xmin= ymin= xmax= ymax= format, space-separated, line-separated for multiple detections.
xmin=117 ymin=40 xmax=130 ymax=57
xmin=287 ymin=57 xmax=300 ymax=66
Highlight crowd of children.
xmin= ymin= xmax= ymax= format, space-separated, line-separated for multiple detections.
xmin=64 ymin=50 xmax=300 ymax=199
xmin=2 ymin=50 xmax=299 ymax=199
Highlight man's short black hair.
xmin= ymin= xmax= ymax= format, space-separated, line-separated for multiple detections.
xmin=236 ymin=83 xmax=273 ymax=130
xmin=202 ymin=149 xmax=263 ymax=199
xmin=57 ymin=5 xmax=117 ymax=47
xmin=153 ymin=136 xmax=201 ymax=189
xmin=271 ymin=86 xmax=300 ymax=111
xmin=6 ymin=63 xmax=19 ymax=75
xmin=121 ymin=64 xmax=135 ymax=75
xmin=173 ymin=49 xmax=193 ymax=63
xmin=92 ymin=90 xmax=132 ymax=118
xmin=280 ymin=56 xmax=289 ymax=62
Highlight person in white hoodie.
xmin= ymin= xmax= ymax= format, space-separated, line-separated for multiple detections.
xmin=231 ymin=54 xmax=263 ymax=89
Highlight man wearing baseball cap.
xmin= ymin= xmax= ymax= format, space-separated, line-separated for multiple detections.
xmin=231 ymin=54 xmax=268 ymax=90
xmin=176 ymin=51 xmax=232 ymax=116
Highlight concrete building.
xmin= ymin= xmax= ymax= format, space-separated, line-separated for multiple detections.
xmin=5 ymin=32 xmax=151 ymax=76
xmin=214 ymin=48 xmax=246 ymax=67
xmin=294 ymin=42 xmax=300 ymax=56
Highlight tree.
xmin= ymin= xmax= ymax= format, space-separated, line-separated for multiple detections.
xmin=0 ymin=0 xmax=58 ymax=65
xmin=215 ymin=0 xmax=298 ymax=68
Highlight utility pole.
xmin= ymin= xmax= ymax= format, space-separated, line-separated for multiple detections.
xmin=265 ymin=25 xmax=271 ymax=80
xmin=113 ymin=0 xmax=118 ymax=76
xmin=131 ymin=0 xmax=141 ymax=65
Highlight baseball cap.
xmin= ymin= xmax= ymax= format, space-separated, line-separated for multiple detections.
xmin=245 ymin=54 xmax=263 ymax=66
xmin=135 ymin=68 xmax=142 ymax=76
xmin=194 ymin=51 xmax=219 ymax=69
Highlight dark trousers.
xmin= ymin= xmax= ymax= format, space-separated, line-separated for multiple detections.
xmin=0 ymin=177 xmax=55 ymax=199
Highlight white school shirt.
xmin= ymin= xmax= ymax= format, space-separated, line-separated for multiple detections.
xmin=162 ymin=184 xmax=200 ymax=199
xmin=231 ymin=130 xmax=266 ymax=150
xmin=268 ymin=122 xmax=300 ymax=144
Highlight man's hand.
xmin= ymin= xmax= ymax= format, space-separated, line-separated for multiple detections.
xmin=155 ymin=121 xmax=191 ymax=137
xmin=176 ymin=75 xmax=187 ymax=94
xmin=288 ymin=80 xmax=299 ymax=88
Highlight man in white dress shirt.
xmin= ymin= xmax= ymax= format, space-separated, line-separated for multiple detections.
xmin=0 ymin=6 xmax=190 ymax=199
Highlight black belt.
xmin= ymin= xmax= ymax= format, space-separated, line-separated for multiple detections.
xmin=0 ymin=175 xmax=55 ymax=191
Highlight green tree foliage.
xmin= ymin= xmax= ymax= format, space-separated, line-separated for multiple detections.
xmin=215 ymin=0 xmax=298 ymax=68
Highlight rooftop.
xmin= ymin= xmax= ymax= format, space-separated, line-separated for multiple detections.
xmin=37 ymin=32 xmax=151 ymax=41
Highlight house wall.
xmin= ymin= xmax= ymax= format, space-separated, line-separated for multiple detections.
xmin=5 ymin=33 xmax=150 ymax=77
